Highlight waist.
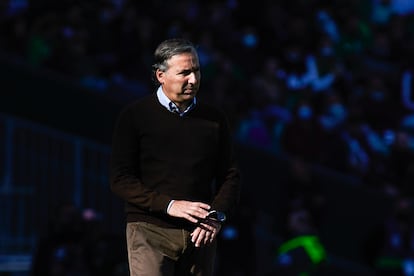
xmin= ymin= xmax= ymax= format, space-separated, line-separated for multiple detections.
xmin=126 ymin=211 xmax=194 ymax=231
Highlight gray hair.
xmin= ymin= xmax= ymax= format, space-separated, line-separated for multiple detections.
xmin=151 ymin=38 xmax=198 ymax=86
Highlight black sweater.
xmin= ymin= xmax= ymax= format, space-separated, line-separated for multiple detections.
xmin=110 ymin=93 xmax=241 ymax=229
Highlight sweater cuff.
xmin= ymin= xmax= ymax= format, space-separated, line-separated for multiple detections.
xmin=166 ymin=200 xmax=175 ymax=214
xmin=150 ymin=193 xmax=172 ymax=213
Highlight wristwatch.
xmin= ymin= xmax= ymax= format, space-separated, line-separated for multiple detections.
xmin=207 ymin=210 xmax=226 ymax=222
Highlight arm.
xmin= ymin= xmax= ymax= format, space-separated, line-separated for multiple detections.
xmin=191 ymin=111 xmax=242 ymax=247
xmin=210 ymin=112 xmax=241 ymax=215
xmin=110 ymin=106 xmax=172 ymax=213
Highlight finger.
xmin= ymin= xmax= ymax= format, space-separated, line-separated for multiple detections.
xmin=209 ymin=231 xmax=216 ymax=243
xmin=203 ymin=219 xmax=222 ymax=233
xmin=188 ymin=204 xmax=210 ymax=219
xmin=188 ymin=202 xmax=210 ymax=211
xmin=191 ymin=227 xmax=202 ymax=243
xmin=184 ymin=209 xmax=208 ymax=223
xmin=204 ymin=230 xmax=212 ymax=244
xmin=197 ymin=202 xmax=211 ymax=211
xmin=193 ymin=228 xmax=209 ymax=247
xmin=195 ymin=230 xmax=207 ymax=247
xmin=188 ymin=209 xmax=208 ymax=220
xmin=169 ymin=201 xmax=211 ymax=222
xmin=198 ymin=222 xmax=215 ymax=232
xmin=184 ymin=213 xmax=199 ymax=223
xmin=202 ymin=221 xmax=220 ymax=243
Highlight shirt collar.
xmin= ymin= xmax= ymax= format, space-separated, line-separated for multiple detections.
xmin=156 ymin=86 xmax=196 ymax=116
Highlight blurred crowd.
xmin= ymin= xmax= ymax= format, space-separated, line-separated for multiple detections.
xmin=31 ymin=204 xmax=128 ymax=276
xmin=3 ymin=0 xmax=414 ymax=274
xmin=2 ymin=0 xmax=414 ymax=198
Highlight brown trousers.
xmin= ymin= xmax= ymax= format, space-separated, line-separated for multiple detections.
xmin=126 ymin=222 xmax=217 ymax=276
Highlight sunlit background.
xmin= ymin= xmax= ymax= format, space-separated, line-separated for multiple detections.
xmin=2 ymin=0 xmax=414 ymax=275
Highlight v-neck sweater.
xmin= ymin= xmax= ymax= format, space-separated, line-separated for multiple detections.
xmin=110 ymin=93 xmax=241 ymax=229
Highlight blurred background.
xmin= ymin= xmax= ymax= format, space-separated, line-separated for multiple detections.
xmin=1 ymin=0 xmax=414 ymax=275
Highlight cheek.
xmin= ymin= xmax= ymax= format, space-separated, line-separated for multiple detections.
xmin=170 ymin=78 xmax=185 ymax=87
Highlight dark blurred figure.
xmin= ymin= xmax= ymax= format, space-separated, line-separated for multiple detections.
xmin=364 ymin=197 xmax=414 ymax=276
xmin=270 ymin=199 xmax=327 ymax=276
xmin=387 ymin=131 xmax=414 ymax=197
xmin=31 ymin=203 xmax=128 ymax=276
xmin=214 ymin=203 xmax=256 ymax=276
xmin=285 ymin=157 xmax=325 ymax=227
xmin=280 ymin=97 xmax=323 ymax=163
xmin=361 ymin=74 xmax=400 ymax=132
xmin=316 ymin=91 xmax=350 ymax=172
xmin=269 ymin=157 xmax=327 ymax=275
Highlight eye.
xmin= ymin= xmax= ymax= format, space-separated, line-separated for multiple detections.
xmin=181 ymin=70 xmax=192 ymax=76
xmin=180 ymin=67 xmax=200 ymax=76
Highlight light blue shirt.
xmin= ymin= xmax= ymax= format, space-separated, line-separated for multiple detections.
xmin=156 ymin=86 xmax=196 ymax=116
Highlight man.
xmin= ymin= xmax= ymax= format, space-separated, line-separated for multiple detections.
xmin=110 ymin=38 xmax=241 ymax=275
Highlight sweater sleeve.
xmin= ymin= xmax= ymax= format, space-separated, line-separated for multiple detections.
xmin=210 ymin=111 xmax=241 ymax=218
xmin=109 ymin=106 xmax=172 ymax=213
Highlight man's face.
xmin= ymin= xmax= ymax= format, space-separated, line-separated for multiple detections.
xmin=156 ymin=52 xmax=201 ymax=107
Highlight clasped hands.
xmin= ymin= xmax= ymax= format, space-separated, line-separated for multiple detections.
xmin=167 ymin=200 xmax=222 ymax=247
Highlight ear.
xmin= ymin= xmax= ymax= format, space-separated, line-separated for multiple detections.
xmin=156 ymin=69 xmax=165 ymax=84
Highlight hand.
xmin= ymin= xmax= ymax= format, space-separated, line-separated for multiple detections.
xmin=191 ymin=218 xmax=222 ymax=247
xmin=167 ymin=200 xmax=211 ymax=223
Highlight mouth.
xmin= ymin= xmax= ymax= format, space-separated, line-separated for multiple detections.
xmin=183 ymin=89 xmax=195 ymax=95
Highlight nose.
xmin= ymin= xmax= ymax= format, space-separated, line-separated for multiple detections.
xmin=188 ymin=72 xmax=198 ymax=84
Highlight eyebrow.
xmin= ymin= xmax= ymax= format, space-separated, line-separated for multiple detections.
xmin=179 ymin=67 xmax=200 ymax=75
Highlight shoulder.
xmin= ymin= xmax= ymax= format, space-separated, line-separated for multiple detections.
xmin=114 ymin=94 xmax=159 ymax=129
xmin=119 ymin=94 xmax=158 ymax=116
xmin=125 ymin=93 xmax=157 ymax=110
xmin=193 ymin=102 xmax=232 ymax=132
xmin=195 ymin=101 xmax=227 ymax=120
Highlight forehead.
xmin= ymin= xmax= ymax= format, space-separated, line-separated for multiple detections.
xmin=167 ymin=53 xmax=199 ymax=69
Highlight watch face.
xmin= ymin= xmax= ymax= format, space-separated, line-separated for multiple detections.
xmin=217 ymin=211 xmax=226 ymax=222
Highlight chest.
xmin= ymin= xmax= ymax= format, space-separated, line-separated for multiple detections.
xmin=138 ymin=115 xmax=220 ymax=157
